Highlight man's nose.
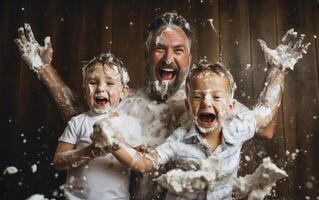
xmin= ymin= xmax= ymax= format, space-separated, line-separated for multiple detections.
xmin=163 ymin=49 xmax=174 ymax=65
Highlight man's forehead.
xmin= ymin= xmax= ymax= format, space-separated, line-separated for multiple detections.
xmin=152 ymin=25 xmax=188 ymax=45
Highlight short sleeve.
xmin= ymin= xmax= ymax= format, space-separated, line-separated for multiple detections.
xmin=58 ymin=119 xmax=78 ymax=144
xmin=222 ymin=111 xmax=256 ymax=145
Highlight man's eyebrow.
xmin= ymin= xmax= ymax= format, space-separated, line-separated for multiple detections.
xmin=173 ymin=45 xmax=186 ymax=49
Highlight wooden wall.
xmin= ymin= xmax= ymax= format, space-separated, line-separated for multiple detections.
xmin=0 ymin=0 xmax=318 ymax=199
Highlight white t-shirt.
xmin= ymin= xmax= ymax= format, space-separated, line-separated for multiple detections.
xmin=59 ymin=111 xmax=142 ymax=200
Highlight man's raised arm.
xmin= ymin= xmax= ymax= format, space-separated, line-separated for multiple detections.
xmin=15 ymin=23 xmax=84 ymax=122
xmin=253 ymin=29 xmax=310 ymax=131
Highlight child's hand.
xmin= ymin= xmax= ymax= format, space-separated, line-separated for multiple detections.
xmin=91 ymin=120 xmax=124 ymax=153
xmin=257 ymin=29 xmax=310 ymax=71
xmin=14 ymin=23 xmax=53 ymax=73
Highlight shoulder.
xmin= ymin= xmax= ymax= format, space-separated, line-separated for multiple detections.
xmin=222 ymin=111 xmax=256 ymax=145
xmin=167 ymin=127 xmax=189 ymax=142
xmin=67 ymin=112 xmax=90 ymax=126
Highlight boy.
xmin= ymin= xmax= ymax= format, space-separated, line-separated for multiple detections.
xmin=53 ymin=53 xmax=142 ymax=200
xmin=93 ymin=30 xmax=310 ymax=199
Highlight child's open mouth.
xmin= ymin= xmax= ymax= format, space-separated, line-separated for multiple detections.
xmin=157 ymin=67 xmax=178 ymax=81
xmin=95 ymin=96 xmax=109 ymax=106
xmin=198 ymin=112 xmax=216 ymax=127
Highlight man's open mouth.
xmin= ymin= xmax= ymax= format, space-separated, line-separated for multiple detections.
xmin=95 ymin=96 xmax=109 ymax=106
xmin=198 ymin=112 xmax=216 ymax=126
xmin=157 ymin=67 xmax=178 ymax=81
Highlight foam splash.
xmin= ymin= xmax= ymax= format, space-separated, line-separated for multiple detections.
xmin=26 ymin=194 xmax=48 ymax=200
xmin=156 ymin=157 xmax=286 ymax=199
xmin=207 ymin=18 xmax=217 ymax=34
xmin=3 ymin=166 xmax=18 ymax=175
xmin=233 ymin=157 xmax=287 ymax=200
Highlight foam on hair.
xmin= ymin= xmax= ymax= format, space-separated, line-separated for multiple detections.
xmin=82 ymin=53 xmax=130 ymax=86
xmin=186 ymin=59 xmax=237 ymax=99
xmin=145 ymin=12 xmax=193 ymax=52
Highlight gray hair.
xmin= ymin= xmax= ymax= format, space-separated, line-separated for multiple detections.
xmin=82 ymin=53 xmax=130 ymax=86
xmin=186 ymin=60 xmax=237 ymax=100
xmin=145 ymin=12 xmax=193 ymax=52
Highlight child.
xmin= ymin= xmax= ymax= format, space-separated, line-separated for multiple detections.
xmin=93 ymin=30 xmax=310 ymax=199
xmin=53 ymin=53 xmax=142 ymax=200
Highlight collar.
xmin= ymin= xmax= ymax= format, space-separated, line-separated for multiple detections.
xmin=183 ymin=125 xmax=229 ymax=152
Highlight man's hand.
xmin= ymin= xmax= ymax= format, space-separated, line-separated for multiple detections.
xmin=258 ymin=29 xmax=311 ymax=70
xmin=91 ymin=120 xmax=125 ymax=154
xmin=14 ymin=23 xmax=53 ymax=73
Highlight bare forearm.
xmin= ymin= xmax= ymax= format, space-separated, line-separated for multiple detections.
xmin=112 ymin=146 xmax=154 ymax=173
xmin=53 ymin=144 xmax=94 ymax=170
xmin=253 ymin=67 xmax=286 ymax=129
xmin=38 ymin=65 xmax=84 ymax=121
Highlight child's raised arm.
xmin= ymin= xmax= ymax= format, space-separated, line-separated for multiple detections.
xmin=252 ymin=29 xmax=310 ymax=130
xmin=15 ymin=23 xmax=84 ymax=122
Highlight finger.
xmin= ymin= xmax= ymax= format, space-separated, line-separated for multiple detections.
xmin=287 ymin=31 xmax=298 ymax=48
xmin=44 ymin=36 xmax=52 ymax=50
xmin=302 ymin=42 xmax=311 ymax=54
xmin=281 ymin=29 xmax=294 ymax=45
xmin=24 ymin=23 xmax=36 ymax=42
xmin=297 ymin=42 xmax=311 ymax=55
xmin=257 ymin=39 xmax=268 ymax=51
xmin=293 ymin=33 xmax=305 ymax=50
xmin=17 ymin=27 xmax=28 ymax=43
xmin=14 ymin=38 xmax=24 ymax=51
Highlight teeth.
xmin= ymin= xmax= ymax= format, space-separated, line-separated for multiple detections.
xmin=161 ymin=68 xmax=175 ymax=72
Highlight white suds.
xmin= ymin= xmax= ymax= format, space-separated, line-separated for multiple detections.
xmin=3 ymin=166 xmax=18 ymax=175
xmin=207 ymin=19 xmax=217 ymax=34
xmin=233 ymin=157 xmax=287 ymax=200
xmin=156 ymin=157 xmax=286 ymax=199
xmin=26 ymin=194 xmax=48 ymax=200
xmin=155 ymin=156 xmax=228 ymax=194
xmin=31 ymin=164 xmax=37 ymax=173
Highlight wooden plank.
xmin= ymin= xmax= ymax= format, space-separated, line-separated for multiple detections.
xmin=313 ymin=0 xmax=319 ymax=196
xmin=276 ymin=0 xmax=319 ymax=198
xmin=0 ymin=0 xmax=26 ymax=199
xmin=195 ymin=0 xmax=219 ymax=63
xmin=219 ymin=0 xmax=253 ymax=107
xmin=111 ymin=0 xmax=153 ymax=89
xmin=219 ymin=0 xmax=263 ymax=182
xmin=249 ymin=0 xmax=288 ymax=199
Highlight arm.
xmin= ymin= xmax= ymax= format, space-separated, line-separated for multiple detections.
xmin=53 ymin=142 xmax=97 ymax=170
xmin=15 ymin=23 xmax=84 ymax=122
xmin=112 ymin=147 xmax=154 ymax=173
xmin=252 ymin=29 xmax=310 ymax=130
xmin=91 ymin=120 xmax=155 ymax=173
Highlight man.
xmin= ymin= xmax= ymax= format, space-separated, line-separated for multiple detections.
xmin=15 ymin=12 xmax=276 ymax=199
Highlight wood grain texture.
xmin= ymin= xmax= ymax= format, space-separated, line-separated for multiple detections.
xmin=0 ymin=0 xmax=318 ymax=199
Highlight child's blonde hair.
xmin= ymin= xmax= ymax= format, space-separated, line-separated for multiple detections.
xmin=82 ymin=53 xmax=130 ymax=87
xmin=186 ymin=59 xmax=237 ymax=99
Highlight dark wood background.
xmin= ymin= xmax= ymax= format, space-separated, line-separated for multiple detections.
xmin=0 ymin=0 xmax=318 ymax=199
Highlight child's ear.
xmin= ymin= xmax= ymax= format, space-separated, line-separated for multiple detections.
xmin=120 ymin=85 xmax=129 ymax=101
xmin=228 ymin=99 xmax=235 ymax=110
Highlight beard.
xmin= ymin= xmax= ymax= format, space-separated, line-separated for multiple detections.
xmin=146 ymin=61 xmax=188 ymax=101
